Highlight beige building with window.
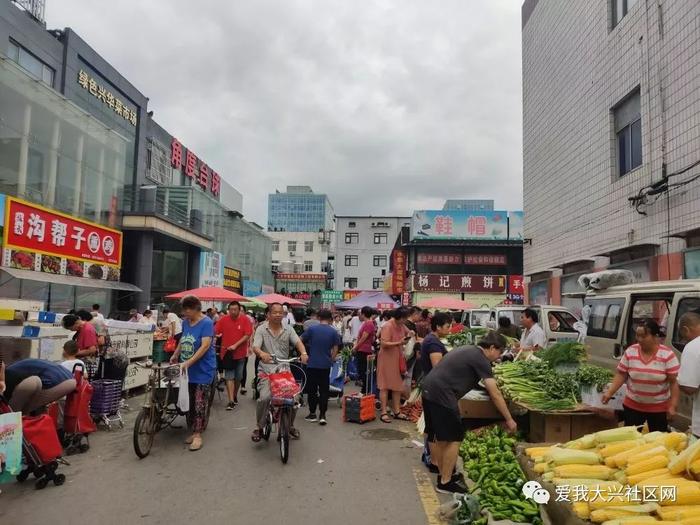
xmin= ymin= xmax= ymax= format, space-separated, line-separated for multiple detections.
xmin=522 ymin=0 xmax=700 ymax=312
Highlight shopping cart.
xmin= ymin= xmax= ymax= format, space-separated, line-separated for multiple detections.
xmin=90 ymin=379 xmax=123 ymax=429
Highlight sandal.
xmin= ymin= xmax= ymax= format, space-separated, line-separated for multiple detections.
xmin=394 ymin=413 xmax=410 ymax=421
xmin=290 ymin=427 xmax=301 ymax=440
xmin=189 ymin=436 xmax=203 ymax=451
xmin=380 ymin=414 xmax=392 ymax=423
xmin=251 ymin=428 xmax=262 ymax=442
xmin=184 ymin=435 xmax=194 ymax=445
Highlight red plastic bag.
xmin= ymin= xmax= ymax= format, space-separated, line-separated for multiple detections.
xmin=64 ymin=366 xmax=97 ymax=434
xmin=22 ymin=414 xmax=63 ymax=463
xmin=265 ymin=370 xmax=301 ymax=400
xmin=164 ymin=337 xmax=177 ymax=353
xmin=399 ymin=353 xmax=407 ymax=376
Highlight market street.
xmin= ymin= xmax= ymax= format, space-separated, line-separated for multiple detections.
xmin=0 ymin=376 xmax=437 ymax=525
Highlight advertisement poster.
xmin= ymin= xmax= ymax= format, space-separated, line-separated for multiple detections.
xmin=508 ymin=211 xmax=524 ymax=240
xmin=411 ymin=210 xmax=509 ymax=241
xmin=223 ymin=266 xmax=242 ymax=293
xmin=199 ymin=251 xmax=223 ymax=288
xmin=243 ymin=279 xmax=262 ymax=297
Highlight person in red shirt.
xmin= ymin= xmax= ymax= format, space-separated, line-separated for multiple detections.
xmin=352 ymin=306 xmax=377 ymax=394
xmin=215 ymin=301 xmax=254 ymax=410
xmin=62 ymin=313 xmax=98 ymax=358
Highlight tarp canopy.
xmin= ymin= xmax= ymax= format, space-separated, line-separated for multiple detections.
xmin=335 ymin=291 xmax=399 ymax=310
xmin=417 ymin=297 xmax=477 ymax=310
xmin=0 ymin=267 xmax=141 ymax=292
xmin=166 ymin=287 xmax=247 ymax=301
xmin=252 ymin=293 xmax=306 ymax=306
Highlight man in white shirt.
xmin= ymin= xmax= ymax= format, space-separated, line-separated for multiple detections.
xmin=518 ymin=308 xmax=546 ymax=352
xmin=282 ymin=304 xmax=295 ymax=327
xmin=349 ymin=311 xmax=362 ymax=343
xmin=91 ymin=303 xmax=105 ymax=322
xmin=678 ymin=312 xmax=700 ymax=437
xmin=162 ymin=307 xmax=183 ymax=342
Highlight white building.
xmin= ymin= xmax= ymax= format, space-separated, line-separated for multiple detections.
xmin=522 ymin=0 xmax=700 ymax=307
xmin=269 ymin=231 xmax=334 ymax=275
xmin=335 ymin=216 xmax=411 ymax=291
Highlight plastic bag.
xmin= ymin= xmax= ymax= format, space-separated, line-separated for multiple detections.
xmin=0 ymin=411 xmax=23 ymax=482
xmin=267 ymin=370 xmax=301 ymax=399
xmin=164 ymin=337 xmax=177 ymax=353
xmin=177 ymin=368 xmax=190 ymax=413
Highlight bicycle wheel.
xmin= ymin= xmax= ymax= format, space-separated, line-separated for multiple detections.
xmin=262 ymin=410 xmax=272 ymax=441
xmin=133 ymin=408 xmax=156 ymax=458
xmin=278 ymin=409 xmax=290 ymax=464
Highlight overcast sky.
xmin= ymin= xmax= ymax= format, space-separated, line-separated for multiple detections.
xmin=46 ymin=0 xmax=523 ymax=225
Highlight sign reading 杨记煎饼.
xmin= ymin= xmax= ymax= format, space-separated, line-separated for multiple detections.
xmin=3 ymin=196 xmax=123 ymax=267
xmin=411 ymin=274 xmax=506 ymax=293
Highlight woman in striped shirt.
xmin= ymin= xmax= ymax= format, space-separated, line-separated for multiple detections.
xmin=602 ymin=319 xmax=680 ymax=432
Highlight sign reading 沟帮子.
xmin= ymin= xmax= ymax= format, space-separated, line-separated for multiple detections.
xmin=3 ymin=197 xmax=123 ymax=267
xmin=411 ymin=274 xmax=506 ymax=293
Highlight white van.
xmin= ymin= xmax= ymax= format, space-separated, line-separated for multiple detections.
xmin=489 ymin=305 xmax=580 ymax=346
xmin=583 ymin=279 xmax=700 ymax=427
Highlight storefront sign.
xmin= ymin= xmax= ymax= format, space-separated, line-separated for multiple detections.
xmin=509 ymin=275 xmax=524 ymax=295
xmin=411 ymin=274 xmax=506 ymax=293
xmin=111 ymin=333 xmax=153 ymax=360
xmin=276 ymin=273 xmax=326 ymax=281
xmin=391 ymin=249 xmax=406 ymax=294
xmin=465 ymin=254 xmax=507 ymax=266
xmin=418 ymin=253 xmax=462 ymax=265
xmin=223 ymin=266 xmax=242 ymax=293
xmin=243 ymin=279 xmax=262 ymax=297
xmin=343 ymin=290 xmax=361 ymax=301
xmin=3 ymin=196 xmax=123 ymax=267
xmin=321 ymin=290 xmax=344 ymax=303
xmin=77 ymin=70 xmax=137 ymax=126
xmin=199 ymin=251 xmax=223 ymax=288
xmin=170 ymin=138 xmax=221 ymax=197
xmin=412 ymin=210 xmax=510 ymax=241
xmin=402 ymin=292 xmax=411 ymax=306
xmin=377 ymin=302 xmax=395 ymax=310
xmin=505 ymin=294 xmax=525 ymax=305
xmin=285 ymin=291 xmax=311 ymax=300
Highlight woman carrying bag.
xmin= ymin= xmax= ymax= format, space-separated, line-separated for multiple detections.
xmin=170 ymin=295 xmax=215 ymax=451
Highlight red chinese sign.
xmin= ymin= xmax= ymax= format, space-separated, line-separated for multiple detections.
xmin=377 ymin=302 xmax=395 ymax=310
xmin=3 ymin=197 xmax=123 ymax=267
xmin=391 ymin=249 xmax=406 ymax=294
xmin=509 ymin=275 xmax=524 ymax=295
xmin=170 ymin=138 xmax=221 ymax=197
xmin=464 ymin=254 xmax=507 ymax=266
xmin=276 ymin=273 xmax=326 ymax=282
xmin=417 ymin=253 xmax=462 ymax=265
xmin=411 ymin=274 xmax=506 ymax=293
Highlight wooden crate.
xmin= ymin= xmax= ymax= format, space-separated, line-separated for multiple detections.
xmin=529 ymin=410 xmax=615 ymax=443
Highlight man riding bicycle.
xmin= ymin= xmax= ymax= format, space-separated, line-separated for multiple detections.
xmin=251 ymin=302 xmax=308 ymax=442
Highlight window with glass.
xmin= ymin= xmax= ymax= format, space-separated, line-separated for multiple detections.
xmin=614 ymin=90 xmax=642 ymax=176
xmin=373 ymin=255 xmax=387 ymax=267
xmin=586 ymin=299 xmax=625 ymax=338
xmin=372 ymin=278 xmax=382 ymax=289
xmin=345 ymin=233 xmax=359 ymax=244
xmin=304 ymin=241 xmax=314 ymax=252
xmin=304 ymin=260 xmax=313 ymax=272
xmin=344 ymin=278 xmax=358 ymax=289
xmin=272 ymin=241 xmax=280 ymax=252
xmin=672 ymin=297 xmax=700 ymax=351
xmin=272 ymin=260 xmax=279 ymax=272
xmin=374 ymin=233 xmax=388 ymax=244
xmin=7 ymin=40 xmax=54 ymax=87
xmin=612 ymin=0 xmax=638 ymax=27
xmin=348 ymin=221 xmax=356 ymax=228
xmin=345 ymin=255 xmax=358 ymax=266
xmin=287 ymin=241 xmax=297 ymax=252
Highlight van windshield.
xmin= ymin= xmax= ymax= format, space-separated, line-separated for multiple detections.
xmin=470 ymin=311 xmax=490 ymax=327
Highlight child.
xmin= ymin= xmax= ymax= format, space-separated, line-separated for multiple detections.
xmin=61 ymin=340 xmax=85 ymax=373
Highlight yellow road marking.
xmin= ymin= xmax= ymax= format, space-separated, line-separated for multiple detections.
xmin=413 ymin=467 xmax=447 ymax=524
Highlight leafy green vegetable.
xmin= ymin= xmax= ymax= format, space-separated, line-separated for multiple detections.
xmin=536 ymin=341 xmax=586 ymax=367
xmin=576 ymin=364 xmax=614 ymax=392
xmin=494 ymin=360 xmax=579 ymax=411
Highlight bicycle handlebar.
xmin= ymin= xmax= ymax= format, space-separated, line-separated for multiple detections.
xmin=270 ymin=356 xmax=300 ymax=364
xmin=133 ymin=361 xmax=180 ymax=370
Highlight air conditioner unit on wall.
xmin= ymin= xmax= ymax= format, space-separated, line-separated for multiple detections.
xmin=289 ymin=252 xmax=296 ymax=257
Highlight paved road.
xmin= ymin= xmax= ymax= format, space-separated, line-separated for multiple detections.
xmin=1 ymin=373 xmax=438 ymax=525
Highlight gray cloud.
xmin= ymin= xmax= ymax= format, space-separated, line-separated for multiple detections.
xmin=46 ymin=0 xmax=523 ymax=224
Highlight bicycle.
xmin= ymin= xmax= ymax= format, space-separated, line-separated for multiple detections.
xmin=132 ymin=362 xmax=183 ymax=459
xmin=259 ymin=356 xmax=306 ymax=464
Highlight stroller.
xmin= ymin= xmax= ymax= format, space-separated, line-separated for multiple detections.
xmin=328 ymin=356 xmax=345 ymax=407
xmin=0 ymin=396 xmax=66 ymax=490
xmin=62 ymin=364 xmax=97 ymax=454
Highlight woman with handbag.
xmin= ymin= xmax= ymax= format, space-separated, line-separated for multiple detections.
xmin=169 ymin=295 xmax=215 ymax=451
xmin=377 ymin=307 xmax=413 ymax=423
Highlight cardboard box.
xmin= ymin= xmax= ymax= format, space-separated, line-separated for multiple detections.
xmin=529 ymin=410 xmax=615 ymax=443
xmin=459 ymin=399 xmax=503 ymax=419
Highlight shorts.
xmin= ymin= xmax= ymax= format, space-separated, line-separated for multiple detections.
xmin=423 ymin=397 xmax=464 ymax=443
xmin=223 ymin=358 xmax=246 ymax=381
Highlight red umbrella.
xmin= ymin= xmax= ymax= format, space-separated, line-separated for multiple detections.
xmin=166 ymin=287 xmax=247 ymax=301
xmin=417 ymin=297 xmax=477 ymax=310
xmin=252 ymin=293 xmax=306 ymax=306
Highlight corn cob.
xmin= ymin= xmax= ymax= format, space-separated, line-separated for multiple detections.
xmin=542 ymin=471 xmax=554 ymax=482
xmin=656 ymin=432 xmax=688 ymax=452
xmin=594 ymin=426 xmax=642 ymax=445
xmin=545 ymin=448 xmax=602 ymax=466
xmin=627 ymin=446 xmax=669 ymax=465
xmin=525 ymin=446 xmax=552 ymax=458
xmin=626 ymin=468 xmax=671 ymax=486
xmin=680 ymin=518 xmax=700 ymax=525
xmin=572 ymin=501 xmax=589 ymax=519
xmin=598 ymin=520 xmax=668 ymax=525
xmin=638 ymin=473 xmax=694 ymax=487
xmin=657 ymin=505 xmax=700 ymax=520
xmin=533 ymin=462 xmax=549 ymax=473
xmin=600 ymin=439 xmax=645 ymax=458
xmin=670 ymin=439 xmax=700 ymax=475
xmin=625 ymin=454 xmax=670 ymax=476
xmin=610 ymin=443 xmax=659 ymax=468
xmin=691 ymin=459 xmax=700 ymax=477
xmin=659 ymin=483 xmax=700 ymax=506
xmin=589 ymin=502 xmax=659 ymax=522
xmin=553 ymin=464 xmax=616 ymax=480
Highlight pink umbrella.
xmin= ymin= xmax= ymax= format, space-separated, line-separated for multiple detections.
xmin=252 ymin=293 xmax=306 ymax=306
xmin=166 ymin=287 xmax=247 ymax=302
xmin=417 ymin=297 xmax=477 ymax=310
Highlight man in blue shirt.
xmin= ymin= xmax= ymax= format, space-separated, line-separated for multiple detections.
xmin=301 ymin=309 xmax=341 ymax=425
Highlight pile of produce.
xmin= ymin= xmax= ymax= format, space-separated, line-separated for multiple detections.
xmin=524 ymin=426 xmax=700 ymax=523
xmin=446 ymin=327 xmax=518 ymax=350
xmin=537 ymin=341 xmax=587 ymax=368
xmin=576 ymin=364 xmax=615 ymax=393
xmin=460 ymin=426 xmax=542 ymax=525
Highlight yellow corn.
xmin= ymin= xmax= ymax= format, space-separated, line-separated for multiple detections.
xmin=681 ymin=518 xmax=700 ymax=525
xmin=670 ymin=439 xmax=700 ymax=475
xmin=553 ymin=464 xmax=616 ymax=480
xmin=626 ymin=468 xmax=671 ymax=486
xmin=545 ymin=447 xmax=602 ymax=466
xmin=589 ymin=502 xmax=659 ymax=521
xmin=572 ymin=501 xmax=589 ymax=519
xmin=598 ymin=521 xmax=670 ymax=525
xmin=656 ymin=432 xmax=688 ymax=452
xmin=659 ymin=484 xmax=700 ymax=506
xmin=627 ymin=445 xmax=669 ymax=465
xmin=657 ymin=505 xmax=700 ymax=520
xmin=639 ymin=473 xmax=694 ymax=487
xmin=594 ymin=426 xmax=642 ymax=445
xmin=610 ymin=442 xmax=659 ymax=468
xmin=625 ymin=454 xmax=670 ymax=476
xmin=533 ymin=462 xmax=548 ymax=473
xmin=525 ymin=446 xmax=552 ymax=458
xmin=600 ymin=439 xmax=645 ymax=458
xmin=690 ymin=459 xmax=700 ymax=476
xmin=542 ymin=471 xmax=554 ymax=482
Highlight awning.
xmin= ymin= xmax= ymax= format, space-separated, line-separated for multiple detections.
xmin=1 ymin=267 xmax=142 ymax=292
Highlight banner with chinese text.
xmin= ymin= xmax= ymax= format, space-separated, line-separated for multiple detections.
xmin=411 ymin=274 xmax=506 ymax=293
xmin=223 ymin=266 xmax=242 ymax=293
xmin=411 ymin=210 xmax=524 ymax=241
